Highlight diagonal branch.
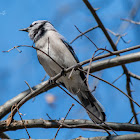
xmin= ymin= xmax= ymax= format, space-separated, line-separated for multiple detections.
xmin=74 ymin=25 xmax=98 ymax=49
xmin=79 ymin=68 xmax=140 ymax=108
xmin=54 ymin=104 xmax=75 ymax=139
xmin=82 ymin=0 xmax=117 ymax=51
xmin=121 ymin=18 xmax=140 ymax=25
xmin=0 ymin=81 xmax=57 ymax=120
xmin=4 ymin=51 xmax=140 ymax=124
xmin=0 ymin=132 xmax=10 ymax=139
xmin=106 ymin=28 xmax=131 ymax=46
xmin=126 ymin=76 xmax=139 ymax=124
xmin=82 ymin=0 xmax=139 ymax=124
xmin=128 ymin=71 xmax=140 ymax=80
xmin=1 ymin=48 xmax=140 ymax=120
xmin=70 ymin=25 xmax=99 ymax=44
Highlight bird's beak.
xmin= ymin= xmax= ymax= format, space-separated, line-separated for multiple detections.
xmin=19 ymin=28 xmax=29 ymax=32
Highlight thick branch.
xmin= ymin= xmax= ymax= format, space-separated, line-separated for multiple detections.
xmin=1 ymin=51 xmax=140 ymax=120
xmin=128 ymin=71 xmax=140 ymax=80
xmin=84 ymin=51 xmax=140 ymax=73
xmin=0 ymin=132 xmax=10 ymax=139
xmin=0 ymin=119 xmax=140 ymax=132
xmin=73 ymin=134 xmax=140 ymax=140
xmin=0 ymin=82 xmax=57 ymax=120
xmin=82 ymin=0 xmax=117 ymax=51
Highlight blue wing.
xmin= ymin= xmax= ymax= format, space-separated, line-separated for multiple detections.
xmin=61 ymin=39 xmax=80 ymax=63
xmin=61 ymin=39 xmax=86 ymax=82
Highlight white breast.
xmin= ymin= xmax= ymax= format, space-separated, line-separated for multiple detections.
xmin=35 ymin=30 xmax=85 ymax=94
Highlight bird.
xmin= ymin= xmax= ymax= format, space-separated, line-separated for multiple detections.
xmin=19 ymin=20 xmax=105 ymax=123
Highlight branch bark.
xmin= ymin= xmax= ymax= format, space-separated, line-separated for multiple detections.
xmin=0 ymin=82 xmax=57 ymax=120
xmin=0 ymin=132 xmax=10 ymax=139
xmin=0 ymin=119 xmax=140 ymax=132
xmin=73 ymin=133 xmax=140 ymax=140
xmin=84 ymin=51 xmax=140 ymax=73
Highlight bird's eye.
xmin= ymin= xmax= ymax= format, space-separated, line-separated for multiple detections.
xmin=30 ymin=23 xmax=37 ymax=27
xmin=33 ymin=23 xmax=37 ymax=25
xmin=29 ymin=24 xmax=33 ymax=27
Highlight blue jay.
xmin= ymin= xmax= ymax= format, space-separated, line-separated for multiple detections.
xmin=20 ymin=20 xmax=105 ymax=123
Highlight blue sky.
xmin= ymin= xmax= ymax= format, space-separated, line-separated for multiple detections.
xmin=1 ymin=0 xmax=140 ymax=139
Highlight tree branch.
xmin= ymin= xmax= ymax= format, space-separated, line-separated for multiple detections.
xmin=121 ymin=18 xmax=140 ymax=25
xmin=0 ymin=81 xmax=57 ymax=120
xmin=73 ymin=133 xmax=140 ymax=140
xmin=1 ymin=50 xmax=140 ymax=120
xmin=128 ymin=71 xmax=140 ymax=80
xmin=84 ymin=51 xmax=140 ymax=73
xmin=82 ymin=0 xmax=117 ymax=51
xmin=1 ymin=119 xmax=140 ymax=132
xmin=82 ymin=0 xmax=139 ymax=124
xmin=0 ymin=132 xmax=10 ymax=139
xmin=70 ymin=25 xmax=99 ymax=44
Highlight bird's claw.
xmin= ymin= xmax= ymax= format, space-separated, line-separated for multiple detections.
xmin=49 ymin=78 xmax=55 ymax=84
xmin=61 ymin=68 xmax=66 ymax=76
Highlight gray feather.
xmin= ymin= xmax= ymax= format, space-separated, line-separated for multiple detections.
xmin=77 ymin=90 xmax=105 ymax=123
xmin=20 ymin=20 xmax=106 ymax=123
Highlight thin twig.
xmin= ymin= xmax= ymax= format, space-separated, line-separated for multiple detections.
xmin=46 ymin=113 xmax=53 ymax=120
xmin=86 ymin=48 xmax=106 ymax=90
xmin=25 ymin=80 xmax=36 ymax=101
xmin=24 ymin=81 xmax=33 ymax=92
xmin=68 ymin=68 xmax=74 ymax=79
xmin=74 ymin=25 xmax=98 ymax=49
xmin=115 ymin=35 xmax=121 ymax=46
xmin=15 ymin=104 xmax=31 ymax=139
xmin=54 ymin=104 xmax=75 ymax=139
xmin=41 ymin=73 xmax=48 ymax=82
xmin=46 ymin=114 xmax=70 ymax=128
xmin=121 ymin=18 xmax=140 ymax=25
xmin=91 ymin=86 xmax=97 ymax=93
xmin=3 ymin=44 xmax=140 ymax=72
xmin=112 ymin=73 xmax=124 ymax=84
xmin=2 ymin=46 xmax=22 ymax=53
xmin=126 ymin=76 xmax=139 ymax=124
xmin=48 ymin=37 xmax=50 ymax=55
xmin=129 ymin=111 xmax=140 ymax=123
xmin=70 ymin=25 xmax=99 ymax=44
xmin=128 ymin=71 xmax=140 ymax=80
xmin=106 ymin=28 xmax=131 ymax=45
xmin=6 ymin=105 xmax=15 ymax=126
xmin=3 ymin=45 xmax=64 ymax=70
xmin=79 ymin=68 xmax=140 ymax=108
xmin=82 ymin=0 xmax=116 ymax=51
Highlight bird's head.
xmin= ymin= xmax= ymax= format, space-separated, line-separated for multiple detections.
xmin=19 ymin=20 xmax=55 ymax=42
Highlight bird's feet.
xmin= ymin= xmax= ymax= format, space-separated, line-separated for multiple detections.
xmin=48 ymin=77 xmax=55 ymax=84
xmin=60 ymin=68 xmax=66 ymax=76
